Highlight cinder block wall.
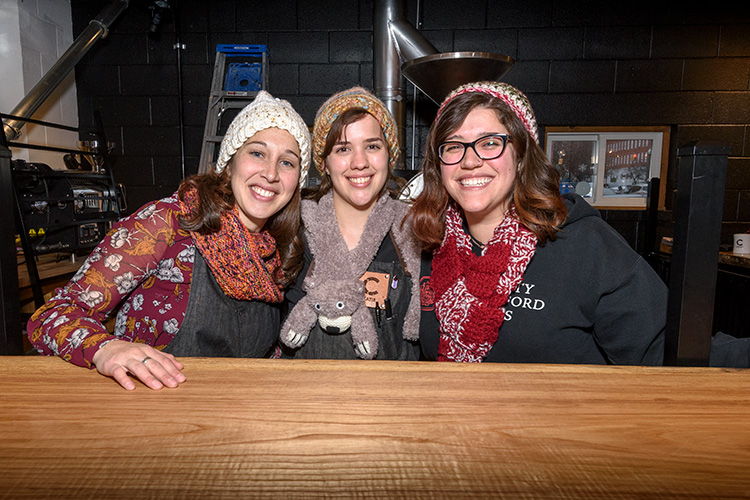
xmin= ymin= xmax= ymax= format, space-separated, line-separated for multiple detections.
xmin=70 ymin=0 xmax=750 ymax=251
xmin=6 ymin=0 xmax=79 ymax=166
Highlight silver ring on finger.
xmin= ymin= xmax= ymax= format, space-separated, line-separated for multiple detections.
xmin=141 ymin=356 xmax=153 ymax=364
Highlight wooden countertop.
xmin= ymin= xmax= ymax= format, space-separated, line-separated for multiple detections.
xmin=660 ymin=237 xmax=750 ymax=270
xmin=1 ymin=357 xmax=749 ymax=499
xmin=720 ymin=251 xmax=750 ymax=269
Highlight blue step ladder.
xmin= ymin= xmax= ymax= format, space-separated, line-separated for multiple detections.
xmin=198 ymin=44 xmax=268 ymax=173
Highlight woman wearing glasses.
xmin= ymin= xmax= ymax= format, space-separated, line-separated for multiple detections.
xmin=409 ymin=81 xmax=667 ymax=365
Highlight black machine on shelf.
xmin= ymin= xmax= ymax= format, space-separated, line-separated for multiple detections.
xmin=0 ymin=0 xmax=129 ymax=355
xmin=12 ymin=159 xmax=122 ymax=255
xmin=1 ymin=111 xmax=126 ymax=333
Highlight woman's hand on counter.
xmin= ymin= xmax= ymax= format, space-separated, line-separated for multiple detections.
xmin=91 ymin=340 xmax=186 ymax=391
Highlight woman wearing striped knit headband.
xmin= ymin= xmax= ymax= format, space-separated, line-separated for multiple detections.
xmin=279 ymin=87 xmax=421 ymax=360
xmin=410 ymin=81 xmax=668 ymax=365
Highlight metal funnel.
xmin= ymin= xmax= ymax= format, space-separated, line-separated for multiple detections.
xmin=402 ymin=51 xmax=515 ymax=105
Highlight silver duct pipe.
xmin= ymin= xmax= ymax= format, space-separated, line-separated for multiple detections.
xmin=373 ymin=0 xmax=437 ymax=155
xmin=388 ymin=18 xmax=438 ymax=62
xmin=2 ymin=0 xmax=129 ymax=141
xmin=373 ymin=1 xmax=406 ymax=152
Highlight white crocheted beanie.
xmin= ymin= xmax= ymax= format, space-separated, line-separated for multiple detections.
xmin=215 ymin=91 xmax=311 ymax=187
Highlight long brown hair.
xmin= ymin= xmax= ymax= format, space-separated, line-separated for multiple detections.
xmin=177 ymin=169 xmax=304 ymax=288
xmin=409 ymin=92 xmax=566 ymax=250
xmin=304 ymin=108 xmax=404 ymax=201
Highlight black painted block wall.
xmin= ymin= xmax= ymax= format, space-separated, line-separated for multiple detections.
xmin=70 ymin=0 xmax=750 ymax=250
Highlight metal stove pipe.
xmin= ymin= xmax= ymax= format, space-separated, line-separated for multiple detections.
xmin=2 ymin=0 xmax=129 ymax=141
xmin=373 ymin=0 xmax=437 ymax=158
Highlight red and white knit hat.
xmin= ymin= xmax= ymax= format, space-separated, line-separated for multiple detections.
xmin=437 ymin=81 xmax=539 ymax=143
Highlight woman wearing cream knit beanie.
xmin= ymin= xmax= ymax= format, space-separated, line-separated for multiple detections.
xmin=279 ymin=86 xmax=421 ymax=361
xmin=28 ymin=90 xmax=311 ymax=391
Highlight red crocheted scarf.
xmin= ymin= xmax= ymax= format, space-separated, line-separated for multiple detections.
xmin=431 ymin=204 xmax=537 ymax=362
xmin=180 ymin=187 xmax=284 ymax=303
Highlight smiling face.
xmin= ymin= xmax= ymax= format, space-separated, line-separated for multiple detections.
xmin=324 ymin=113 xmax=389 ymax=215
xmin=228 ymin=127 xmax=301 ymax=232
xmin=440 ymin=106 xmax=517 ymax=229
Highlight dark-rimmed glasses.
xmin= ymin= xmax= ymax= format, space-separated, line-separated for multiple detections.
xmin=438 ymin=134 xmax=512 ymax=165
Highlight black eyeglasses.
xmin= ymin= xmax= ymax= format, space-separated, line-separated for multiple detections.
xmin=438 ymin=134 xmax=512 ymax=165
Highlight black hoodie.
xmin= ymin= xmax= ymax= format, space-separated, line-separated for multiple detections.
xmin=420 ymin=194 xmax=666 ymax=365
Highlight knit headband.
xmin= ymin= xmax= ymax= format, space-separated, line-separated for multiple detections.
xmin=437 ymin=81 xmax=539 ymax=143
xmin=312 ymin=87 xmax=400 ymax=174
xmin=215 ymin=90 xmax=311 ymax=187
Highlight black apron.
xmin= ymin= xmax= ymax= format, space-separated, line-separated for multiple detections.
xmin=282 ymin=257 xmax=419 ymax=360
xmin=163 ymin=250 xmax=280 ymax=357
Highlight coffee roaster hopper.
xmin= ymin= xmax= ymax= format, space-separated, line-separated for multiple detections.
xmin=401 ymin=51 xmax=515 ymax=105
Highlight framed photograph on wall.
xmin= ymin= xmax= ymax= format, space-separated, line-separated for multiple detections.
xmin=544 ymin=126 xmax=670 ymax=209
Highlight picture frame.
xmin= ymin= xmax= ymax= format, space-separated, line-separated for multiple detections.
xmin=544 ymin=126 xmax=670 ymax=210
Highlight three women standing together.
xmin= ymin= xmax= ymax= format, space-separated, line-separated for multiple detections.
xmin=28 ymin=81 xmax=682 ymax=390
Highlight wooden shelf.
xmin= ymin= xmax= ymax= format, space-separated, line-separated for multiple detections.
xmin=17 ymin=253 xmax=83 ymax=289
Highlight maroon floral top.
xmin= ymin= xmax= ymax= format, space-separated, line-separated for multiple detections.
xmin=27 ymin=193 xmax=195 ymax=368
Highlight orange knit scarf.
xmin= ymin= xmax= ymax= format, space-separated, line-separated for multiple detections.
xmin=180 ymin=188 xmax=284 ymax=303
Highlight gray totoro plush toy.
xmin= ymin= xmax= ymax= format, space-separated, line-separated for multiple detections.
xmin=280 ymin=192 xmax=420 ymax=359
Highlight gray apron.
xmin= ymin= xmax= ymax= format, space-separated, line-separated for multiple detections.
xmin=163 ymin=250 xmax=280 ymax=357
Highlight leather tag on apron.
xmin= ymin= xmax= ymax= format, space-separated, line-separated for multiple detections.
xmin=360 ymin=271 xmax=390 ymax=309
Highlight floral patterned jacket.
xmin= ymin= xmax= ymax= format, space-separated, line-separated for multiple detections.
xmin=27 ymin=193 xmax=195 ymax=368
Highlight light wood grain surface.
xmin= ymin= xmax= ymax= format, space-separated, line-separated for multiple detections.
xmin=1 ymin=356 xmax=749 ymax=499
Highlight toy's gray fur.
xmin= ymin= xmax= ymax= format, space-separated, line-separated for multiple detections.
xmin=280 ymin=192 xmax=420 ymax=359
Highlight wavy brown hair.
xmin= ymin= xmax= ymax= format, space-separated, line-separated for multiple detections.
xmin=409 ymin=92 xmax=567 ymax=250
xmin=304 ymin=108 xmax=404 ymax=201
xmin=177 ymin=168 xmax=304 ymax=288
